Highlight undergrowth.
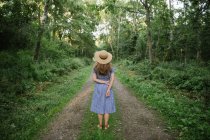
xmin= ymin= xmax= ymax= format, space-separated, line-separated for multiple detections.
xmin=0 ymin=65 xmax=91 ymax=140
xmin=116 ymin=60 xmax=210 ymax=140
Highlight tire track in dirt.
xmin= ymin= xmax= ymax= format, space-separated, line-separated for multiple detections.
xmin=114 ymin=78 xmax=174 ymax=140
xmin=39 ymin=78 xmax=93 ymax=140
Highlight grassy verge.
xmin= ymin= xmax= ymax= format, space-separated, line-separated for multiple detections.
xmin=0 ymin=66 xmax=91 ymax=140
xmin=78 ymin=89 xmax=122 ymax=140
xmin=116 ymin=66 xmax=210 ymax=140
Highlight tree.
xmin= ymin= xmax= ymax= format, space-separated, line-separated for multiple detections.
xmin=34 ymin=0 xmax=50 ymax=61
xmin=139 ymin=0 xmax=155 ymax=63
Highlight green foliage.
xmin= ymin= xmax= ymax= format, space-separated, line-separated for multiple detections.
xmin=0 ymin=37 xmax=91 ymax=95
xmin=99 ymin=0 xmax=210 ymax=62
xmin=152 ymin=63 xmax=210 ymax=92
xmin=118 ymin=60 xmax=210 ymax=93
xmin=116 ymin=62 xmax=210 ymax=140
xmin=0 ymin=50 xmax=35 ymax=94
xmin=0 ymin=0 xmax=98 ymax=58
xmin=0 ymin=67 xmax=91 ymax=140
xmin=0 ymin=0 xmax=38 ymax=50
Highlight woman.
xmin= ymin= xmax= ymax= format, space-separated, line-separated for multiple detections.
xmin=90 ymin=50 xmax=116 ymax=130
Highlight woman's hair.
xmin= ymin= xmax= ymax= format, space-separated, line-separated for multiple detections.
xmin=95 ymin=62 xmax=111 ymax=75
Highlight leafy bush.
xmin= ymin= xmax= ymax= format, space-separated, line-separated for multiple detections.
xmin=69 ymin=58 xmax=85 ymax=69
xmin=151 ymin=67 xmax=172 ymax=80
xmin=40 ymin=38 xmax=67 ymax=60
xmin=118 ymin=59 xmax=210 ymax=93
xmin=116 ymin=66 xmax=210 ymax=140
xmin=83 ymin=57 xmax=92 ymax=65
xmin=0 ymin=38 xmax=91 ymax=95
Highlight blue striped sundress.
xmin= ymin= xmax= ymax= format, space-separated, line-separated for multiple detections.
xmin=90 ymin=68 xmax=116 ymax=114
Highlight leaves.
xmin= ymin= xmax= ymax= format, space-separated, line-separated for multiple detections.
xmin=116 ymin=61 xmax=210 ymax=139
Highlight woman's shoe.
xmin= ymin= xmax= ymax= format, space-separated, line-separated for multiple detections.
xmin=97 ymin=124 xmax=102 ymax=129
xmin=104 ymin=124 xmax=109 ymax=130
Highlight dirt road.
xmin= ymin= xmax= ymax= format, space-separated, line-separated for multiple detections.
xmin=39 ymin=77 xmax=174 ymax=140
xmin=114 ymin=79 xmax=174 ymax=140
xmin=39 ymin=79 xmax=93 ymax=140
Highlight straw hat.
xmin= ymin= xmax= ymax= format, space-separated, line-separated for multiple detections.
xmin=93 ymin=50 xmax=112 ymax=64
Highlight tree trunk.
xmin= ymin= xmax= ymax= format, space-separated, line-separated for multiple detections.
xmin=109 ymin=41 xmax=115 ymax=56
xmin=81 ymin=48 xmax=84 ymax=56
xmin=195 ymin=1 xmax=201 ymax=61
xmin=34 ymin=0 xmax=50 ymax=61
xmin=184 ymin=46 xmax=187 ymax=65
xmin=164 ymin=0 xmax=173 ymax=62
xmin=168 ymin=0 xmax=173 ymax=49
xmin=183 ymin=0 xmax=188 ymax=65
xmin=196 ymin=50 xmax=201 ymax=60
xmin=117 ymin=13 xmax=121 ymax=61
xmin=132 ymin=2 xmax=138 ymax=53
xmin=156 ymin=28 xmax=160 ymax=60
xmin=145 ymin=3 xmax=153 ymax=63
xmin=52 ymin=28 xmax=56 ymax=40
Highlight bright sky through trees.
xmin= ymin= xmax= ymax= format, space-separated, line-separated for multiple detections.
xmin=92 ymin=0 xmax=184 ymax=40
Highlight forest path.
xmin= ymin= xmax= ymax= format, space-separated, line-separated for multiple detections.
xmin=113 ymin=79 xmax=174 ymax=140
xmin=39 ymin=76 xmax=174 ymax=140
xmin=39 ymin=78 xmax=93 ymax=140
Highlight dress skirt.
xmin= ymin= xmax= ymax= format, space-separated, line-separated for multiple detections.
xmin=90 ymin=83 xmax=116 ymax=114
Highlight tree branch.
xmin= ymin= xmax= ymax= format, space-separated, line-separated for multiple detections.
xmin=148 ymin=0 xmax=155 ymax=9
xmin=139 ymin=0 xmax=146 ymax=7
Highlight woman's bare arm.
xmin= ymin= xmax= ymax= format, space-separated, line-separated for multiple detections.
xmin=92 ymin=73 xmax=109 ymax=84
xmin=106 ymin=73 xmax=114 ymax=96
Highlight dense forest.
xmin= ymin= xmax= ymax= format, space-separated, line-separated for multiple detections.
xmin=0 ymin=0 xmax=210 ymax=140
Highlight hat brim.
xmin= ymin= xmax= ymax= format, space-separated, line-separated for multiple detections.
xmin=94 ymin=51 xmax=112 ymax=64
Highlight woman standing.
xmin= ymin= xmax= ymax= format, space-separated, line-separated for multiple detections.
xmin=90 ymin=50 xmax=116 ymax=130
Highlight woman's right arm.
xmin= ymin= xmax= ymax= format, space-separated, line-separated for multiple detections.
xmin=92 ymin=73 xmax=109 ymax=84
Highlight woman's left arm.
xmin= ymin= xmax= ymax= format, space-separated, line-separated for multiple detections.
xmin=106 ymin=73 xmax=115 ymax=96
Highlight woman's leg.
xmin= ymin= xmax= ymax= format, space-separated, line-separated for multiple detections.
xmin=98 ymin=114 xmax=103 ymax=126
xmin=104 ymin=113 xmax=109 ymax=126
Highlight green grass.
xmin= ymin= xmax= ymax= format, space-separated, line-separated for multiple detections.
xmin=116 ymin=65 xmax=210 ymax=140
xmin=78 ymin=89 xmax=123 ymax=140
xmin=0 ymin=66 xmax=91 ymax=140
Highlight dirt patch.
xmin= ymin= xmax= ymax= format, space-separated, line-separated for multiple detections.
xmin=114 ymin=79 xmax=174 ymax=140
xmin=39 ymin=79 xmax=93 ymax=140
